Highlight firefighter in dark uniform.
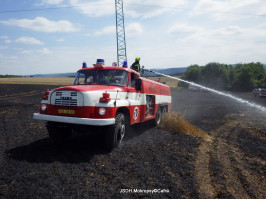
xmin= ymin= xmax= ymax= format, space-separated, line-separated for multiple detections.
xmin=130 ymin=57 xmax=140 ymax=73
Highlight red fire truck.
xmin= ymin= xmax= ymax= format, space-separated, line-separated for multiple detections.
xmin=33 ymin=63 xmax=171 ymax=151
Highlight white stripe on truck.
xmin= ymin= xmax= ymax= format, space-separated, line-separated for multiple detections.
xmin=33 ymin=113 xmax=115 ymax=126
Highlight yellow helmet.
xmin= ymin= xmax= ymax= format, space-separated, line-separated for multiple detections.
xmin=135 ymin=57 xmax=140 ymax=61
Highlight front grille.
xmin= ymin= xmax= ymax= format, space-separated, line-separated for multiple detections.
xmin=55 ymin=98 xmax=77 ymax=106
xmin=51 ymin=91 xmax=83 ymax=107
xmin=56 ymin=91 xmax=62 ymax=96
xmin=71 ymin=92 xmax=77 ymax=96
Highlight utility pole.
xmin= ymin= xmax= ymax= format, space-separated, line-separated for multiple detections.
xmin=115 ymin=0 xmax=127 ymax=67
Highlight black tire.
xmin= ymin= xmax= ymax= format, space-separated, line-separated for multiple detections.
xmin=46 ymin=122 xmax=72 ymax=144
xmin=153 ymin=107 xmax=162 ymax=127
xmin=104 ymin=113 xmax=126 ymax=152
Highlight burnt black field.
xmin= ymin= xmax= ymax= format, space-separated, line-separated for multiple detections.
xmin=0 ymin=84 xmax=265 ymax=198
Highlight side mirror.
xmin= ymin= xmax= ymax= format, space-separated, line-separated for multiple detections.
xmin=135 ymin=78 xmax=142 ymax=91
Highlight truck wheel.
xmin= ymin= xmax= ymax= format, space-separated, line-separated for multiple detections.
xmin=46 ymin=122 xmax=72 ymax=144
xmin=104 ymin=113 xmax=126 ymax=152
xmin=154 ymin=108 xmax=162 ymax=127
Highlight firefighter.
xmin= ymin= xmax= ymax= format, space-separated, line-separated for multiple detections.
xmin=130 ymin=57 xmax=140 ymax=73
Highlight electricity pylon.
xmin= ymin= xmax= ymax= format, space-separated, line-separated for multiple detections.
xmin=115 ymin=0 xmax=127 ymax=67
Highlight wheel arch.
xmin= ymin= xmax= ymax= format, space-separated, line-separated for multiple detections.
xmin=158 ymin=103 xmax=169 ymax=112
xmin=116 ymin=107 xmax=130 ymax=125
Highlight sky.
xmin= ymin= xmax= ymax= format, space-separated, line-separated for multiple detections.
xmin=0 ymin=0 xmax=266 ymax=75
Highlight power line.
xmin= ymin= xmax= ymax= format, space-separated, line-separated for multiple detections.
xmin=0 ymin=3 xmax=105 ymax=14
xmin=0 ymin=3 xmax=265 ymax=17
xmin=126 ymin=3 xmax=266 ymax=17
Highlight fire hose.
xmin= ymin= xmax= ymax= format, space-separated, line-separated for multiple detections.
xmin=143 ymin=68 xmax=266 ymax=113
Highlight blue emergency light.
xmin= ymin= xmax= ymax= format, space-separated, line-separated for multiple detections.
xmin=123 ymin=60 xmax=127 ymax=67
xmin=82 ymin=62 xmax=87 ymax=68
xmin=96 ymin=59 xmax=105 ymax=65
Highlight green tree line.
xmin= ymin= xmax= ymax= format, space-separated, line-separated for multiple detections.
xmin=179 ymin=62 xmax=266 ymax=91
xmin=0 ymin=74 xmax=22 ymax=78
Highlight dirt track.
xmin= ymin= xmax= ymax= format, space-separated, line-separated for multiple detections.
xmin=0 ymin=84 xmax=265 ymax=198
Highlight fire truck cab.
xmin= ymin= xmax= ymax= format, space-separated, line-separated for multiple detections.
xmin=33 ymin=64 xmax=171 ymax=151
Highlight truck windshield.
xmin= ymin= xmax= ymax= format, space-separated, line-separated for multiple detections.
xmin=73 ymin=69 xmax=128 ymax=86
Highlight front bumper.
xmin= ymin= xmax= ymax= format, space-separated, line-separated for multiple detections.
xmin=33 ymin=113 xmax=115 ymax=126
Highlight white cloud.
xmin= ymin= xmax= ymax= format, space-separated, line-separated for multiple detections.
xmin=213 ymin=26 xmax=242 ymax=37
xmin=7 ymin=56 xmax=18 ymax=60
xmin=20 ymin=50 xmax=31 ymax=54
xmin=0 ymin=36 xmax=9 ymax=39
xmin=93 ymin=23 xmax=143 ymax=37
xmin=68 ymin=0 xmax=186 ymax=18
xmin=83 ymin=33 xmax=91 ymax=37
xmin=5 ymin=40 xmax=11 ymax=44
xmin=69 ymin=0 xmax=114 ymax=17
xmin=0 ymin=46 xmax=8 ymax=49
xmin=0 ymin=17 xmax=80 ymax=32
xmin=167 ymin=23 xmax=245 ymax=42
xmin=15 ymin=37 xmax=44 ymax=45
xmin=56 ymin=38 xmax=65 ymax=42
xmin=193 ymin=0 xmax=259 ymax=13
xmin=37 ymin=48 xmax=52 ymax=54
xmin=126 ymin=23 xmax=143 ymax=37
xmin=165 ymin=23 xmax=264 ymax=65
xmin=94 ymin=25 xmax=115 ymax=36
xmin=42 ymin=0 xmax=64 ymax=4
xmin=125 ymin=0 xmax=186 ymax=18
xmin=167 ymin=23 xmax=266 ymax=56
xmin=257 ymin=4 xmax=266 ymax=15
xmin=192 ymin=0 xmax=262 ymax=20
xmin=167 ymin=24 xmax=202 ymax=36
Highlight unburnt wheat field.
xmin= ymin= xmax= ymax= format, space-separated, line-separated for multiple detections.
xmin=0 ymin=83 xmax=265 ymax=198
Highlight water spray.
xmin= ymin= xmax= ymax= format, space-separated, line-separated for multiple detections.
xmin=145 ymin=69 xmax=266 ymax=113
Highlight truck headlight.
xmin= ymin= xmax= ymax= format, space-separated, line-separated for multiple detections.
xmin=99 ymin=107 xmax=106 ymax=116
xmin=41 ymin=104 xmax=47 ymax=111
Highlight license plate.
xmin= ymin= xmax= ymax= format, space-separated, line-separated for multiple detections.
xmin=58 ymin=109 xmax=75 ymax=114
